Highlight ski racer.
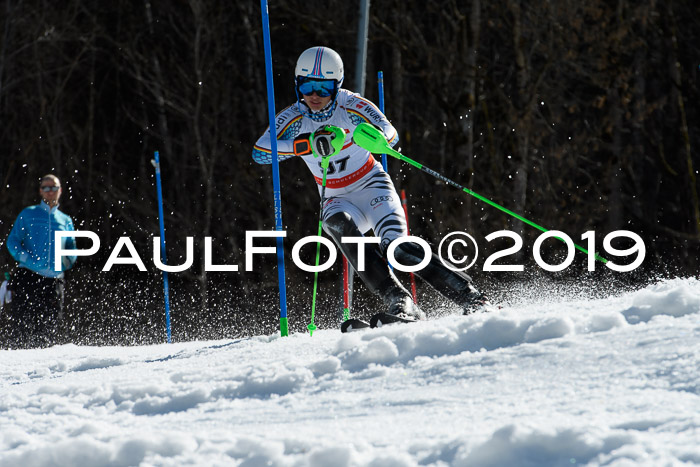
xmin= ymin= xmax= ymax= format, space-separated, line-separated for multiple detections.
xmin=253 ymin=46 xmax=491 ymax=322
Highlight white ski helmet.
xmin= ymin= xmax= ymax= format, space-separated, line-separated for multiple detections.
xmin=294 ymin=46 xmax=344 ymax=121
xmin=295 ymin=46 xmax=344 ymax=84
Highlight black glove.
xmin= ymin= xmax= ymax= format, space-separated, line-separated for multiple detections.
xmin=310 ymin=128 xmax=335 ymax=157
xmin=293 ymin=126 xmax=344 ymax=157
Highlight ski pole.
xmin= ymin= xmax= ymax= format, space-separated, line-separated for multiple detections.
xmin=308 ymin=126 xmax=347 ymax=336
xmin=260 ymin=0 xmax=289 ymax=336
xmin=352 ymin=122 xmax=607 ymax=263
xmin=308 ymin=155 xmax=330 ymax=337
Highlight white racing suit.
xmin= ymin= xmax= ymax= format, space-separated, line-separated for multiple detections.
xmin=253 ymin=89 xmax=487 ymax=316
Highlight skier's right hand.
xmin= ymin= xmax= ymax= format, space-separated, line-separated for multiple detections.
xmin=293 ymin=133 xmax=313 ymax=156
xmin=294 ymin=126 xmax=345 ymax=158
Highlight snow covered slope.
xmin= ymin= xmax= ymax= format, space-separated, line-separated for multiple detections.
xmin=1 ymin=278 xmax=699 ymax=466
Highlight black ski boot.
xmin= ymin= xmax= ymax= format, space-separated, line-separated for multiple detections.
xmin=392 ymin=240 xmax=494 ymax=314
xmin=369 ymin=281 xmax=424 ymax=327
xmin=456 ymin=288 xmax=495 ymax=315
xmin=381 ymin=282 xmax=425 ymax=321
xmin=324 ymin=212 xmax=424 ymax=324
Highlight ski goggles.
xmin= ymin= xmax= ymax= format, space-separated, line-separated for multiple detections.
xmin=40 ymin=186 xmax=60 ymax=192
xmin=297 ymin=78 xmax=337 ymax=98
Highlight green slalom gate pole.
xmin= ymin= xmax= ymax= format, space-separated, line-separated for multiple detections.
xmin=353 ymin=122 xmax=607 ymax=264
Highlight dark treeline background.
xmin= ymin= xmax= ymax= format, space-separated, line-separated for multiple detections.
xmin=1 ymin=1 xmax=698 ymax=344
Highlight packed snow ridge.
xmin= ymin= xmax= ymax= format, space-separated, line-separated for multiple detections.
xmin=1 ymin=277 xmax=699 ymax=466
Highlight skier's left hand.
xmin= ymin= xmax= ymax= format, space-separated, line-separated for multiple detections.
xmin=311 ymin=125 xmax=345 ymax=158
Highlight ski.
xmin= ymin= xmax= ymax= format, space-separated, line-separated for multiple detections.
xmin=369 ymin=312 xmax=419 ymax=328
xmin=340 ymin=304 xmax=498 ymax=333
xmin=340 ymin=318 xmax=371 ymax=333
xmin=341 ymin=312 xmax=420 ymax=333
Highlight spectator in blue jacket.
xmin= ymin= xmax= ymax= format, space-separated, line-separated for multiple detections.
xmin=6 ymin=174 xmax=77 ymax=348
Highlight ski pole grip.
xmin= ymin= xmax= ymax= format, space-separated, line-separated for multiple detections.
xmin=352 ymin=122 xmax=402 ymax=159
xmin=311 ymin=125 xmax=345 ymax=158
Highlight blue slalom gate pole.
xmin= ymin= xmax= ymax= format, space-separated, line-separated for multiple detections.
xmin=153 ymin=151 xmax=172 ymax=343
xmin=378 ymin=71 xmax=388 ymax=171
xmin=377 ymin=72 xmax=393 ymax=274
xmin=260 ymin=0 xmax=289 ymax=336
